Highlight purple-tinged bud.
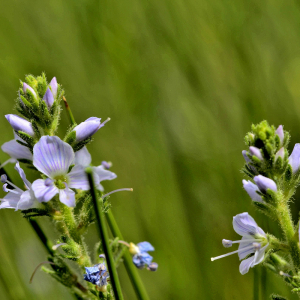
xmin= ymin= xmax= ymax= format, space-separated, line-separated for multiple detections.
xmin=289 ymin=144 xmax=300 ymax=174
xmin=5 ymin=114 xmax=35 ymax=137
xmin=222 ymin=239 xmax=232 ymax=248
xmin=249 ymin=146 xmax=263 ymax=161
xmin=254 ymin=175 xmax=277 ymax=193
xmin=74 ymin=117 xmax=110 ymax=142
xmin=275 ymin=147 xmax=285 ymax=161
xmin=242 ymin=180 xmax=263 ymax=202
xmin=43 ymin=88 xmax=55 ymax=108
xmin=99 ymin=254 xmax=106 ymax=259
xmin=242 ymin=150 xmax=251 ymax=163
xmin=23 ymin=83 xmax=37 ymax=99
xmin=50 ymin=77 xmax=58 ymax=98
xmin=147 ymin=262 xmax=158 ymax=271
xmin=276 ymin=125 xmax=284 ymax=146
xmin=0 ymin=175 xmax=7 ymax=183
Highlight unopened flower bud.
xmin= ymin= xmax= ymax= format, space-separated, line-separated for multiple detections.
xmin=242 ymin=150 xmax=251 ymax=163
xmin=147 ymin=262 xmax=158 ymax=271
xmin=43 ymin=88 xmax=54 ymax=108
xmin=275 ymin=147 xmax=285 ymax=161
xmin=23 ymin=83 xmax=37 ymax=99
xmin=49 ymin=77 xmax=58 ymax=98
xmin=254 ymin=175 xmax=277 ymax=193
xmin=249 ymin=146 xmax=263 ymax=161
xmin=5 ymin=114 xmax=35 ymax=137
xmin=74 ymin=117 xmax=108 ymax=142
xmin=289 ymin=144 xmax=300 ymax=174
xmin=276 ymin=125 xmax=284 ymax=146
xmin=242 ymin=180 xmax=263 ymax=202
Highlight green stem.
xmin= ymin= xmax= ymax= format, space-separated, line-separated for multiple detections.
xmin=29 ymin=219 xmax=54 ymax=256
xmin=106 ymin=209 xmax=150 ymax=300
xmin=86 ymin=168 xmax=124 ymax=300
xmin=63 ymin=96 xmax=76 ymax=126
xmin=277 ymin=202 xmax=300 ymax=271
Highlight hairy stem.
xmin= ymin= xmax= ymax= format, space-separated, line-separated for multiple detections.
xmin=86 ymin=168 xmax=124 ymax=300
xmin=106 ymin=209 xmax=150 ymax=300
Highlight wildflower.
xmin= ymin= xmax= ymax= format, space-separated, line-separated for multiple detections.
xmin=129 ymin=241 xmax=158 ymax=270
xmin=73 ymin=117 xmax=110 ymax=142
xmin=75 ymin=147 xmax=116 ymax=191
xmin=242 ymin=180 xmax=263 ymax=203
xmin=211 ymin=212 xmax=269 ymax=275
xmin=1 ymin=132 xmax=33 ymax=165
xmin=254 ymin=175 xmax=277 ymax=193
xmin=5 ymin=114 xmax=35 ymax=137
xmin=31 ymin=136 xmax=100 ymax=207
xmin=289 ymin=144 xmax=300 ymax=174
xmin=84 ymin=263 xmax=109 ymax=291
xmin=0 ymin=162 xmax=37 ymax=210
xmin=275 ymin=147 xmax=285 ymax=161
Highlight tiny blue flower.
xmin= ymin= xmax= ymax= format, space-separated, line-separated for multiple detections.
xmin=83 ymin=263 xmax=109 ymax=288
xmin=129 ymin=241 xmax=157 ymax=270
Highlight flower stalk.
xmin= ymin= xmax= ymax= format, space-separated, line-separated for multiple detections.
xmin=86 ymin=167 xmax=124 ymax=300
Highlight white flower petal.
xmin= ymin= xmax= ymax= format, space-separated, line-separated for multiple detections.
xmin=32 ymin=179 xmax=59 ymax=202
xmin=74 ymin=147 xmax=92 ymax=166
xmin=239 ymin=256 xmax=255 ymax=275
xmin=16 ymin=190 xmax=36 ymax=210
xmin=68 ymin=165 xmax=95 ymax=190
xmin=59 ymin=189 xmax=76 ymax=207
xmin=1 ymin=139 xmax=33 ymax=160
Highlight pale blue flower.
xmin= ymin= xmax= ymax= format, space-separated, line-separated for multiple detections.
xmin=276 ymin=125 xmax=284 ymax=145
xmin=249 ymin=146 xmax=263 ymax=161
xmin=129 ymin=241 xmax=156 ymax=269
xmin=84 ymin=263 xmax=109 ymax=287
xmin=31 ymin=136 xmax=100 ymax=207
xmin=5 ymin=114 xmax=35 ymax=137
xmin=75 ymin=147 xmax=116 ymax=191
xmin=211 ymin=212 xmax=269 ymax=275
xmin=49 ymin=77 xmax=58 ymax=98
xmin=0 ymin=162 xmax=37 ymax=210
xmin=1 ymin=132 xmax=33 ymax=162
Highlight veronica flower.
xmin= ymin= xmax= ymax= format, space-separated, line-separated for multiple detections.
xmin=211 ymin=212 xmax=269 ymax=275
xmin=242 ymin=180 xmax=263 ymax=203
xmin=73 ymin=117 xmax=110 ymax=142
xmin=128 ymin=241 xmax=158 ymax=270
xmin=1 ymin=132 xmax=33 ymax=168
xmin=84 ymin=263 xmax=109 ymax=290
xmin=31 ymin=136 xmax=100 ymax=207
xmin=75 ymin=147 xmax=116 ymax=191
xmin=249 ymin=146 xmax=263 ymax=161
xmin=49 ymin=77 xmax=58 ymax=98
xmin=5 ymin=114 xmax=35 ymax=137
xmin=254 ymin=175 xmax=277 ymax=193
xmin=276 ymin=125 xmax=284 ymax=146
xmin=0 ymin=162 xmax=37 ymax=210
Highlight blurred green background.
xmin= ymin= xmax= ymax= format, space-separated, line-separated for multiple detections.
xmin=1 ymin=0 xmax=300 ymax=299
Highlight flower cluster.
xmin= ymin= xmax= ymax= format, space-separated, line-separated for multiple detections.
xmin=0 ymin=73 xmax=157 ymax=300
xmin=212 ymin=120 xmax=300 ymax=298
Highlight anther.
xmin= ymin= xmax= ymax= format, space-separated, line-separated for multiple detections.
xmin=101 ymin=161 xmax=112 ymax=170
xmin=1 ymin=174 xmax=7 ymax=183
xmin=102 ymin=188 xmax=133 ymax=199
xmin=45 ymin=178 xmax=54 ymax=187
xmin=147 ymin=262 xmax=158 ymax=272
xmin=222 ymin=239 xmax=232 ymax=248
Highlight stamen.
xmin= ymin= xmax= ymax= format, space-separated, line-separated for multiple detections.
xmin=0 ymin=158 xmax=17 ymax=169
xmin=211 ymin=244 xmax=256 ymax=261
xmin=1 ymin=175 xmax=7 ymax=183
xmin=2 ymin=178 xmax=23 ymax=193
xmin=222 ymin=239 xmax=232 ymax=248
xmin=118 ymin=240 xmax=130 ymax=247
xmin=52 ymin=243 xmax=67 ymax=250
xmin=3 ymin=183 xmax=20 ymax=194
xmin=102 ymin=188 xmax=133 ymax=199
xmin=222 ymin=238 xmax=263 ymax=248
xmin=101 ymin=118 xmax=111 ymax=127
xmin=280 ymin=271 xmax=292 ymax=278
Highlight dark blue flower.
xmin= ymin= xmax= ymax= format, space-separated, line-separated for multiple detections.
xmin=83 ymin=263 xmax=109 ymax=287
xmin=129 ymin=241 xmax=158 ymax=270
